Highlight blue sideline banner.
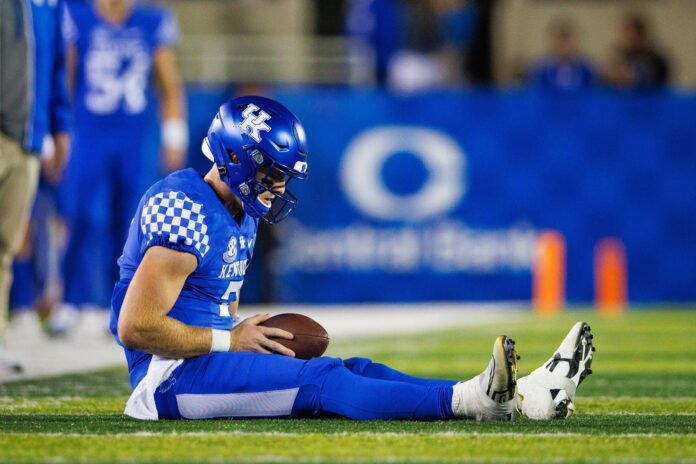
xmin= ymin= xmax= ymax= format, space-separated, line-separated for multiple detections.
xmin=187 ymin=88 xmax=696 ymax=304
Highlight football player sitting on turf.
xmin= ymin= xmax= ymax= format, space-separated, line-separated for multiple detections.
xmin=111 ymin=96 xmax=594 ymax=421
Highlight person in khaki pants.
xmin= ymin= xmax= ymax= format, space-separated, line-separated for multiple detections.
xmin=0 ymin=0 xmax=71 ymax=373
xmin=0 ymin=134 xmax=40 ymax=344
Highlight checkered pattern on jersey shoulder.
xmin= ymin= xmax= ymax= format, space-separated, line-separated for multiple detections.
xmin=140 ymin=190 xmax=211 ymax=259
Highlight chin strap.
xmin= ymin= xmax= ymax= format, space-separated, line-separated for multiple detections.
xmin=242 ymin=197 xmax=270 ymax=218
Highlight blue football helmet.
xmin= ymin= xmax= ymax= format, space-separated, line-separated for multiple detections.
xmin=201 ymin=96 xmax=309 ymax=224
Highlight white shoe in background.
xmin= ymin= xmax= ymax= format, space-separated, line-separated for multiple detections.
xmin=0 ymin=345 xmax=23 ymax=373
xmin=45 ymin=304 xmax=81 ymax=338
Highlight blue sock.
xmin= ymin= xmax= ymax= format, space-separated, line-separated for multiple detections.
xmin=316 ymin=363 xmax=454 ymax=420
xmin=343 ymin=357 xmax=457 ymax=388
xmin=10 ymin=259 xmax=35 ymax=308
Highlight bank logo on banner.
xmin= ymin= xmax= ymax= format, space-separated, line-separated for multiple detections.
xmin=339 ymin=126 xmax=466 ymax=222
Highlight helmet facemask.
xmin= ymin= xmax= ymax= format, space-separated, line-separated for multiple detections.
xmin=204 ymin=135 xmax=306 ymax=225
xmin=240 ymin=152 xmax=306 ymax=224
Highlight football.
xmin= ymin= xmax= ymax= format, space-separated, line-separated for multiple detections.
xmin=260 ymin=313 xmax=330 ymax=359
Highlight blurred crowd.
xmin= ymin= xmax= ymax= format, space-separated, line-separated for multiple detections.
xmin=341 ymin=0 xmax=492 ymax=89
xmin=528 ymin=13 xmax=670 ymax=92
xmin=0 ymin=0 xmax=677 ymax=374
xmin=341 ymin=0 xmax=671 ymax=92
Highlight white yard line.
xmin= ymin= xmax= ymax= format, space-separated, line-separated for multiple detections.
xmin=583 ymin=412 xmax=696 ymax=416
xmin=3 ymin=410 xmax=691 ymax=417
xmin=4 ymin=431 xmax=694 ymax=438
xmin=582 ymin=396 xmax=696 ymax=401
xmin=0 ymin=303 xmax=525 ymax=383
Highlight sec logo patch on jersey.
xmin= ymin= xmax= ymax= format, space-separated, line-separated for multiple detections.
xmin=223 ymin=236 xmax=238 ymax=263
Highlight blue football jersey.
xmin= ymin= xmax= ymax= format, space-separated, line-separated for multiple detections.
xmin=24 ymin=0 xmax=72 ymax=153
xmin=110 ymin=168 xmax=258 ymax=386
xmin=64 ymin=1 xmax=179 ymax=130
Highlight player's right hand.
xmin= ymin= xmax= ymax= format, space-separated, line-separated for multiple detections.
xmin=230 ymin=313 xmax=295 ymax=357
xmin=43 ymin=132 xmax=70 ymax=185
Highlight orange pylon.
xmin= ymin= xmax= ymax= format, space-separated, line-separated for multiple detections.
xmin=532 ymin=231 xmax=566 ymax=315
xmin=594 ymin=237 xmax=628 ymax=314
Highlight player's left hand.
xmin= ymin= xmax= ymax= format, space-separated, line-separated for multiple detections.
xmin=43 ymin=132 xmax=70 ymax=184
xmin=162 ymin=147 xmax=185 ymax=173
xmin=231 ymin=313 xmax=296 ymax=357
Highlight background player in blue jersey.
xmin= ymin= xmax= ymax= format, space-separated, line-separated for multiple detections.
xmin=52 ymin=0 xmax=187 ymax=332
xmin=111 ymin=96 xmax=594 ymax=422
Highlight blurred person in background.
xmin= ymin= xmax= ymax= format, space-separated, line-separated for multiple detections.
xmin=9 ymin=173 xmax=63 ymax=332
xmin=603 ymin=13 xmax=670 ymax=90
xmin=433 ymin=0 xmax=480 ymax=83
xmin=529 ymin=18 xmax=595 ymax=93
xmin=386 ymin=0 xmax=445 ymax=92
xmin=0 ymin=0 xmax=71 ymax=371
xmin=343 ymin=0 xmax=487 ymax=91
xmin=344 ymin=0 xmax=407 ymax=86
xmin=47 ymin=0 xmax=187 ymax=335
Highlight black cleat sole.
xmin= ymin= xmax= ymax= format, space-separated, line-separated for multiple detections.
xmin=576 ymin=323 xmax=594 ymax=386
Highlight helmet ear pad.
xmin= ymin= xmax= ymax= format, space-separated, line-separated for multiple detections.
xmin=203 ymin=131 xmax=228 ymax=172
xmin=205 ymin=131 xmax=257 ymax=196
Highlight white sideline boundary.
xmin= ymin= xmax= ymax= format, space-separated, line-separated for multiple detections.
xmin=7 ymin=431 xmax=693 ymax=438
xmin=0 ymin=302 xmax=526 ymax=383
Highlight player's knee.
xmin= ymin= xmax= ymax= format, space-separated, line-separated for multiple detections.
xmin=296 ymin=357 xmax=375 ymax=391
xmin=298 ymin=356 xmax=343 ymax=384
xmin=297 ymin=357 xmax=344 ymax=392
xmin=343 ymin=357 xmax=374 ymax=375
xmin=292 ymin=356 xmax=344 ymax=417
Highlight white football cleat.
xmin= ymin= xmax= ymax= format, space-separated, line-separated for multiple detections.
xmin=0 ymin=345 xmax=23 ymax=374
xmin=44 ymin=304 xmax=80 ymax=338
xmin=517 ymin=321 xmax=595 ymax=420
xmin=452 ymin=335 xmax=519 ymax=421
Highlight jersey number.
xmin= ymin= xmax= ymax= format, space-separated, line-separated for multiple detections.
xmin=221 ymin=280 xmax=243 ymax=302
xmin=84 ymin=45 xmax=150 ymax=115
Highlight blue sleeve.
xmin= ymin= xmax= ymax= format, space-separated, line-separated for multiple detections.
xmin=139 ymin=190 xmax=211 ymax=266
xmin=154 ymin=8 xmax=180 ymax=49
xmin=50 ymin=0 xmax=72 ymax=134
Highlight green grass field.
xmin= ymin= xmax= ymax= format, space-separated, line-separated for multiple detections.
xmin=1 ymin=309 xmax=695 ymax=463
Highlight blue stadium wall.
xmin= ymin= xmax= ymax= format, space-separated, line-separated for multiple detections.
xmin=185 ymin=87 xmax=696 ymax=305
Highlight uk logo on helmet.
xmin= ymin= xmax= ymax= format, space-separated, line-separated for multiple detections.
xmin=239 ymin=104 xmax=272 ymax=142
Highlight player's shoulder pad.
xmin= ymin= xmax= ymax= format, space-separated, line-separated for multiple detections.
xmin=140 ymin=185 xmax=211 ymax=259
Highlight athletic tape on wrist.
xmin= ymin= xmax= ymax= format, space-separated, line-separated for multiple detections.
xmin=162 ymin=119 xmax=189 ymax=151
xmin=210 ymin=329 xmax=231 ymax=353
